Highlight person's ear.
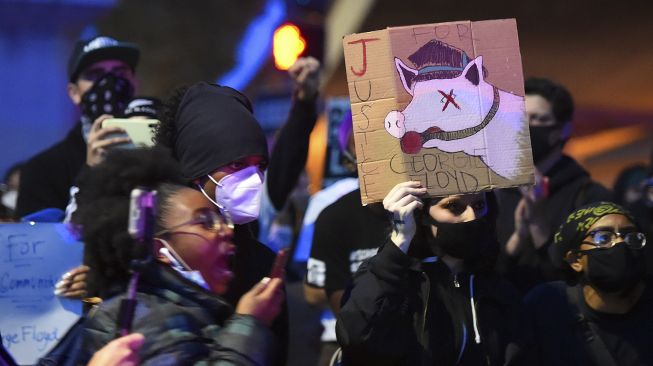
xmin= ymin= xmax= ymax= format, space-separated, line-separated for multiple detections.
xmin=565 ymin=250 xmax=584 ymax=273
xmin=153 ymin=238 xmax=171 ymax=264
xmin=67 ymin=82 xmax=83 ymax=105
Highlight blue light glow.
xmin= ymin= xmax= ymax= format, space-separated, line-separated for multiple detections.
xmin=79 ymin=24 xmax=98 ymax=39
xmin=217 ymin=0 xmax=286 ymax=89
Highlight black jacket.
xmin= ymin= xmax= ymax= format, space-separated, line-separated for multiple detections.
xmin=336 ymin=241 xmax=529 ymax=366
xmin=15 ymin=123 xmax=86 ymax=218
xmin=266 ymin=98 xmax=317 ymax=211
xmin=524 ymin=280 xmax=653 ymax=366
xmin=495 ymin=155 xmax=611 ymax=295
xmin=79 ymin=260 xmax=276 ymax=365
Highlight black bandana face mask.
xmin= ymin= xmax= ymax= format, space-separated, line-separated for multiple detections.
xmin=79 ymin=72 xmax=134 ymax=139
xmin=582 ymin=244 xmax=646 ymax=293
xmin=422 ymin=215 xmax=493 ymax=260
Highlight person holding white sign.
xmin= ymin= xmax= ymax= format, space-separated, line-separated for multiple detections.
xmin=336 ymin=182 xmax=530 ymax=365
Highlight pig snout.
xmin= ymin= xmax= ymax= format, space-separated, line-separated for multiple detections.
xmin=385 ymin=110 xmax=406 ymax=138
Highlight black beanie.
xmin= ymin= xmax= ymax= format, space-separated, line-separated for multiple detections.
xmin=173 ymin=82 xmax=268 ymax=181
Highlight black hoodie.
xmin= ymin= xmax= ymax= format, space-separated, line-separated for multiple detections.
xmin=336 ymin=241 xmax=529 ymax=366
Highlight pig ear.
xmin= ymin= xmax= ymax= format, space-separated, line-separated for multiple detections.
xmin=463 ymin=56 xmax=484 ymax=86
xmin=395 ymin=58 xmax=418 ymax=96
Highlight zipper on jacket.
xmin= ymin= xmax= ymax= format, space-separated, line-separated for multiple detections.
xmin=453 ymin=273 xmax=460 ymax=288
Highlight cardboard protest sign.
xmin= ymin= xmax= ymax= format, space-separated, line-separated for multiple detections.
xmin=343 ymin=19 xmax=534 ymax=204
xmin=0 ymin=223 xmax=83 ymax=365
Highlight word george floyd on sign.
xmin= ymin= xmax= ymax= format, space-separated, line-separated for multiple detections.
xmin=0 ymin=223 xmax=83 ymax=364
xmin=343 ymin=19 xmax=534 ymax=204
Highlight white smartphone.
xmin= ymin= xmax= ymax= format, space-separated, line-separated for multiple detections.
xmin=102 ymin=118 xmax=160 ymax=149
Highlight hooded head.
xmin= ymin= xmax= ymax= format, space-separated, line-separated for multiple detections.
xmin=170 ymin=82 xmax=268 ymax=181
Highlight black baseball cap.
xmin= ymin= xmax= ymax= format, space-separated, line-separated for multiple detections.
xmin=68 ymin=36 xmax=139 ymax=82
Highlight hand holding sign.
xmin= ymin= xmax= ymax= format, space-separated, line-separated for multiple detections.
xmin=54 ymin=265 xmax=89 ymax=299
xmin=383 ymin=182 xmax=427 ymax=253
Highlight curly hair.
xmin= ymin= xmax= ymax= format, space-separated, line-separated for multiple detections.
xmin=154 ymin=85 xmax=189 ymax=158
xmin=72 ymin=147 xmax=185 ymax=298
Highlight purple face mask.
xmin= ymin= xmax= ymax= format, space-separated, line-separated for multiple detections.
xmin=198 ymin=166 xmax=263 ymax=225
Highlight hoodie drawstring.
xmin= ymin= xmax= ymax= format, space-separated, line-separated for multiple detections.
xmin=469 ymin=274 xmax=481 ymax=344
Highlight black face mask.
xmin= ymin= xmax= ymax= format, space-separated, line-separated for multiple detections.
xmin=422 ymin=215 xmax=494 ymax=260
xmin=80 ymin=73 xmax=134 ymax=138
xmin=529 ymin=125 xmax=561 ymax=165
xmin=583 ymin=244 xmax=646 ymax=293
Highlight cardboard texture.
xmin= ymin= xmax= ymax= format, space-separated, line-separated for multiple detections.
xmin=343 ymin=19 xmax=534 ymax=204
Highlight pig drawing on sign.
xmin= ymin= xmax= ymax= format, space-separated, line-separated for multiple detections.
xmin=385 ymin=40 xmax=526 ymax=179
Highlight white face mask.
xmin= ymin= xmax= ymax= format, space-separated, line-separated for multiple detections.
xmin=2 ymin=190 xmax=17 ymax=211
xmin=158 ymin=240 xmax=209 ymax=289
xmin=199 ymin=166 xmax=263 ymax=225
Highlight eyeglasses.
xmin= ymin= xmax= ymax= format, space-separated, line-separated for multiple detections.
xmin=580 ymin=229 xmax=647 ymax=250
xmin=156 ymin=208 xmax=233 ymax=237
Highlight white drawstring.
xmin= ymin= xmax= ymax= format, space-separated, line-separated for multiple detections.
xmin=197 ymin=180 xmax=235 ymax=226
xmin=469 ymin=274 xmax=481 ymax=344
xmin=197 ymin=182 xmax=224 ymax=210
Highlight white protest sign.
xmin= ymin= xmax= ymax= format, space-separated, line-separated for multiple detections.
xmin=0 ymin=223 xmax=83 ymax=365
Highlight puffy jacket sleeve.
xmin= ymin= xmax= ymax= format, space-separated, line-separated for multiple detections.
xmin=138 ymin=314 xmax=275 ymax=366
xmin=81 ymin=297 xmax=276 ymax=366
xmin=336 ymin=241 xmax=420 ymax=365
xmin=204 ymin=315 xmax=276 ymax=366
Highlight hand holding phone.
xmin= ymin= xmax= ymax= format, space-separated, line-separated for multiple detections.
xmin=86 ymin=115 xmax=130 ymax=167
xmin=102 ymin=118 xmax=160 ymax=149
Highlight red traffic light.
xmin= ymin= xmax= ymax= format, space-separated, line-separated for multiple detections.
xmin=273 ymin=23 xmax=307 ymax=70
